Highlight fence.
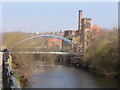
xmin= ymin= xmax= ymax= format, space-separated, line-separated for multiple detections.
xmin=2 ymin=50 xmax=20 ymax=90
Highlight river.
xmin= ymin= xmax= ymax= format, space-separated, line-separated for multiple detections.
xmin=22 ymin=60 xmax=120 ymax=88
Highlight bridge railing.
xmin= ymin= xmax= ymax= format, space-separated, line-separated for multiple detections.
xmin=2 ymin=50 xmax=20 ymax=89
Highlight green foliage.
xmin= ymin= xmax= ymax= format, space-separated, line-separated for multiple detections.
xmin=85 ymin=29 xmax=118 ymax=77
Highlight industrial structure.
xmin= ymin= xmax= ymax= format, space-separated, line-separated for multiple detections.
xmin=42 ymin=10 xmax=102 ymax=53
xmin=63 ymin=10 xmax=92 ymax=53
xmin=48 ymin=38 xmax=62 ymax=49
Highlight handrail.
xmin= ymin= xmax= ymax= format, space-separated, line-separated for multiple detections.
xmin=2 ymin=50 xmax=21 ymax=89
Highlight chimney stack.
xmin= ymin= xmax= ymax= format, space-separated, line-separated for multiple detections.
xmin=78 ymin=10 xmax=82 ymax=34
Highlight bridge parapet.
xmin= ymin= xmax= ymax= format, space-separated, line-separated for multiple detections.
xmin=2 ymin=50 xmax=20 ymax=89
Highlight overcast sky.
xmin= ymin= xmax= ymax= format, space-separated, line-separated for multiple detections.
xmin=1 ymin=2 xmax=118 ymax=33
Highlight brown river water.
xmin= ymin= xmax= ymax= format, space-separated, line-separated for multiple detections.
xmin=22 ymin=60 xmax=120 ymax=88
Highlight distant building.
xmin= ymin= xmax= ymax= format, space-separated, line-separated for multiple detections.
xmin=64 ymin=30 xmax=78 ymax=38
xmin=48 ymin=38 xmax=62 ymax=49
xmin=92 ymin=24 xmax=105 ymax=38
xmin=63 ymin=10 xmax=104 ymax=53
xmin=80 ymin=18 xmax=92 ymax=51
xmin=63 ymin=10 xmax=92 ymax=53
xmin=63 ymin=30 xmax=78 ymax=52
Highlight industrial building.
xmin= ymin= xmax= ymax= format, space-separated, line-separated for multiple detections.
xmin=45 ymin=10 xmax=92 ymax=52
xmin=63 ymin=10 xmax=92 ymax=52
xmin=48 ymin=38 xmax=62 ymax=49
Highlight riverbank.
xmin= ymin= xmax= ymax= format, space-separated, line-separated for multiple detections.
xmin=71 ymin=29 xmax=119 ymax=78
xmin=71 ymin=58 xmax=119 ymax=79
xmin=10 ymin=52 xmax=119 ymax=88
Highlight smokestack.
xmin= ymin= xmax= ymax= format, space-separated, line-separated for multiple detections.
xmin=78 ymin=10 xmax=82 ymax=34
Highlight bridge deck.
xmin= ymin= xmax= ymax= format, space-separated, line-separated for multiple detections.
xmin=10 ymin=51 xmax=77 ymax=55
xmin=0 ymin=52 xmax=2 ymax=89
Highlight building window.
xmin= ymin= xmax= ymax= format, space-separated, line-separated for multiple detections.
xmin=85 ymin=22 xmax=90 ymax=28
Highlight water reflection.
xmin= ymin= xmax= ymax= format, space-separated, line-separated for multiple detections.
xmin=22 ymin=54 xmax=120 ymax=88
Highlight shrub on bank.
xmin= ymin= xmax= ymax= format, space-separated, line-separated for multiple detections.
xmin=85 ymin=29 xmax=118 ymax=77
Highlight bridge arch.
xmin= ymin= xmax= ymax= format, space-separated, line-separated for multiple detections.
xmin=10 ymin=35 xmax=80 ymax=51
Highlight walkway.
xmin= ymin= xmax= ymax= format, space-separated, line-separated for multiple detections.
xmin=0 ymin=52 xmax=2 ymax=89
xmin=10 ymin=51 xmax=77 ymax=55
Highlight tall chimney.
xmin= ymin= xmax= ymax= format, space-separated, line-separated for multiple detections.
xmin=78 ymin=10 xmax=82 ymax=34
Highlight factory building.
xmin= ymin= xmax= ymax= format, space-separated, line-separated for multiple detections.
xmin=63 ymin=10 xmax=92 ymax=53
xmin=80 ymin=18 xmax=92 ymax=52
xmin=47 ymin=10 xmax=92 ymax=52
xmin=48 ymin=38 xmax=62 ymax=49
